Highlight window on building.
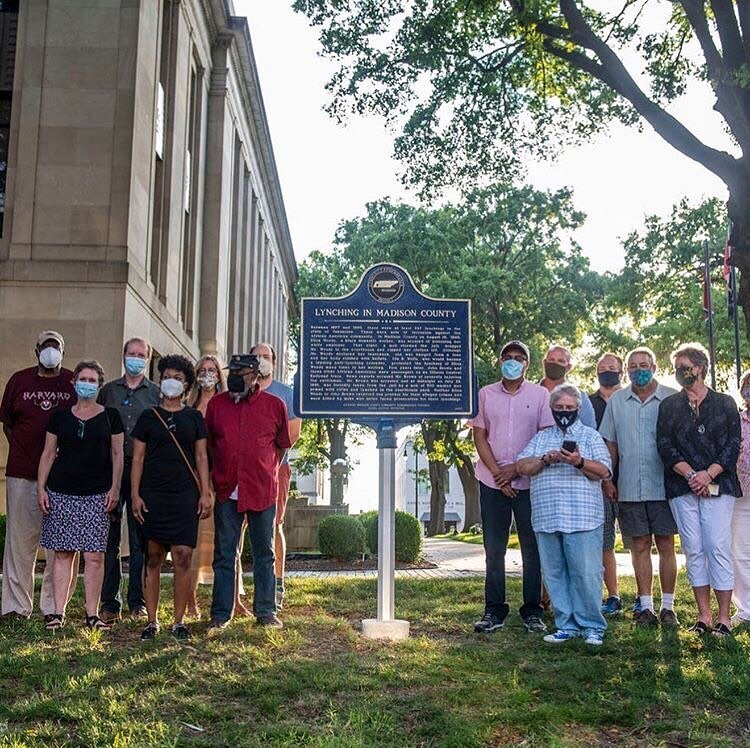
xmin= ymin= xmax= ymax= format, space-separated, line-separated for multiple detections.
xmin=0 ymin=1 xmax=18 ymax=237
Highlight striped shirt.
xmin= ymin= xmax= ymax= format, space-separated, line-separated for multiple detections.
xmin=518 ymin=420 xmax=612 ymax=533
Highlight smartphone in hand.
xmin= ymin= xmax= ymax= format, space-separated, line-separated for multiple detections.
xmin=561 ymin=440 xmax=577 ymax=453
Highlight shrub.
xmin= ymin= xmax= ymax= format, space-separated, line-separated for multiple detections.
xmin=318 ymin=514 xmax=367 ymax=560
xmin=358 ymin=510 xmax=379 ymax=553
xmin=365 ymin=511 xmax=423 ymax=563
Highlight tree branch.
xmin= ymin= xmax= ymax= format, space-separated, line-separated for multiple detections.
xmin=679 ymin=0 xmax=724 ymax=76
xmin=710 ymin=0 xmax=745 ymax=70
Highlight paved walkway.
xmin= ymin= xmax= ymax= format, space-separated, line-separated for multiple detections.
xmin=285 ymin=536 xmax=685 ymax=580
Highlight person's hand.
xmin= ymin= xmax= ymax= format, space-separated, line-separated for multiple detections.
xmin=104 ymin=488 xmax=120 ymax=513
xmin=37 ymin=489 xmax=50 ymax=516
xmin=499 ymin=483 xmax=517 ymax=498
xmin=689 ymin=470 xmax=712 ymax=495
xmin=544 ymin=451 xmax=562 ymax=465
xmin=558 ymin=447 xmax=582 ymax=466
xmin=603 ymin=479 xmax=618 ymax=502
xmin=198 ymin=493 xmax=213 ymax=519
xmin=494 ymin=463 xmax=517 ymax=486
xmin=131 ymin=495 xmax=148 ymax=524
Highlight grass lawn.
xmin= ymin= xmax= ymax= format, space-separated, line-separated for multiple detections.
xmin=1 ymin=577 xmax=749 ymax=747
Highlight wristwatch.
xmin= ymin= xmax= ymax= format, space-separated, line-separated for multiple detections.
xmin=540 ymin=454 xmax=549 ymax=467
xmin=575 ymin=457 xmax=585 ymax=470
xmin=685 ymin=470 xmax=697 ymax=481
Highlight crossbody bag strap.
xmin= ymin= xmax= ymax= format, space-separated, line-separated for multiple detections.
xmin=151 ymin=407 xmax=201 ymax=491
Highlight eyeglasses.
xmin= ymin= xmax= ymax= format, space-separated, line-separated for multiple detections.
xmin=77 ymin=419 xmax=85 ymax=439
xmin=121 ymin=388 xmax=135 ymax=407
xmin=166 ymin=414 xmax=176 ymax=433
xmin=501 ymin=355 xmax=527 ymax=363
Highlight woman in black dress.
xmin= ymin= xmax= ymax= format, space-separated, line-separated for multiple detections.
xmin=37 ymin=360 xmax=124 ymax=630
xmin=131 ymin=355 xmax=212 ymax=641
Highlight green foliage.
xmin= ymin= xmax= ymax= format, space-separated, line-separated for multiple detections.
xmin=318 ymin=514 xmax=367 ymax=559
xmin=363 ymin=510 xmax=423 ymax=563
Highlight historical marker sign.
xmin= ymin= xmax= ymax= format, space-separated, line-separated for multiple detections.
xmin=299 ymin=263 xmax=474 ymax=418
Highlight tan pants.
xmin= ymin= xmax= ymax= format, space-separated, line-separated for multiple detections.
xmin=1 ymin=477 xmax=77 ymax=617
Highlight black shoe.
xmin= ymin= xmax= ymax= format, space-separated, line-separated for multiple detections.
xmin=140 ymin=622 xmax=160 ymax=641
xmin=257 ymin=613 xmax=283 ymax=629
xmin=171 ymin=623 xmax=190 ymax=640
xmin=658 ymin=608 xmax=680 ymax=627
xmin=634 ymin=609 xmax=658 ymax=628
xmin=523 ymin=616 xmax=547 ymax=633
xmin=473 ymin=613 xmax=504 ymax=633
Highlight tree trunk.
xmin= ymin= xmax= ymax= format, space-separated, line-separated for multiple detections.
xmin=727 ymin=183 xmax=750 ymax=337
xmin=327 ymin=420 xmax=347 ymax=507
xmin=422 ymin=422 xmax=447 ymax=535
xmin=456 ymin=457 xmax=480 ymax=531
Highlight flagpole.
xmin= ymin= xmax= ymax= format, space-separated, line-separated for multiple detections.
xmin=731 ymin=263 xmax=742 ymax=387
xmin=704 ymin=239 xmax=717 ymax=389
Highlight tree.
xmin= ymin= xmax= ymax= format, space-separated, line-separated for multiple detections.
xmin=294 ymin=1 xmax=750 ymax=331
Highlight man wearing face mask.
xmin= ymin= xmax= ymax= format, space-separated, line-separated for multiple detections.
xmin=471 ymin=340 xmax=555 ymax=634
xmin=599 ymin=347 xmax=679 ymax=627
xmin=540 ymin=345 xmax=596 ymax=428
xmin=589 ymin=353 xmax=624 ymax=615
xmin=97 ymin=337 xmax=160 ymax=622
xmin=0 ymin=331 xmax=76 ymax=619
xmin=657 ymin=343 xmax=741 ymax=637
xmin=250 ymin=342 xmax=301 ymax=610
xmin=205 ymin=353 xmax=291 ymax=630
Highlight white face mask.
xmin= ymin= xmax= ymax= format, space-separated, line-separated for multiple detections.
xmin=197 ymin=372 xmax=219 ymax=390
xmin=258 ymin=358 xmax=273 ymax=378
xmin=160 ymin=378 xmax=185 ymax=399
xmin=38 ymin=346 xmax=63 ymax=369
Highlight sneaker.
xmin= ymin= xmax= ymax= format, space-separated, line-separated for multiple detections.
xmin=257 ymin=613 xmax=283 ymax=629
xmin=171 ymin=623 xmax=190 ymax=640
xmin=523 ymin=616 xmax=547 ymax=633
xmin=543 ymin=629 xmax=578 ymax=644
xmin=129 ymin=606 xmax=148 ymax=619
xmin=631 ymin=596 xmax=642 ymax=619
xmin=140 ymin=622 xmax=159 ymax=641
xmin=99 ymin=609 xmax=121 ymax=625
xmin=658 ymin=608 xmax=680 ymax=627
xmin=634 ymin=609 xmax=658 ymax=628
xmin=583 ymin=631 xmax=604 ymax=646
xmin=601 ymin=596 xmax=623 ymax=616
xmin=473 ymin=613 xmax=504 ymax=633
xmin=275 ymin=587 xmax=285 ymax=611
xmin=207 ymin=619 xmax=230 ymax=636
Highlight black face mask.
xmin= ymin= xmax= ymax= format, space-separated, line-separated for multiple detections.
xmin=552 ymin=409 xmax=578 ymax=430
xmin=675 ymin=367 xmax=698 ymax=388
xmin=598 ymin=371 xmax=621 ymax=388
xmin=544 ymin=362 xmax=567 ymax=381
xmin=227 ymin=373 xmax=247 ymax=393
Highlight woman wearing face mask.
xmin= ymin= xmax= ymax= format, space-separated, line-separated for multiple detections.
xmin=130 ymin=355 xmax=212 ymax=641
xmin=517 ymin=384 xmax=613 ymax=646
xmin=37 ymin=361 xmax=124 ymax=631
xmin=185 ymin=355 xmax=235 ymax=618
xmin=656 ymin=343 xmax=741 ymax=637
xmin=731 ymin=373 xmax=750 ymax=628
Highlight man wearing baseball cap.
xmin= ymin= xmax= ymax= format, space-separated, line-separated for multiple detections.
xmin=0 ymin=331 xmax=77 ymax=619
xmin=204 ymin=353 xmax=291 ymax=630
xmin=470 ymin=340 xmax=555 ymax=634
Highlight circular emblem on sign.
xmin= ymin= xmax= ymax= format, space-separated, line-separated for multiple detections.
xmin=368 ymin=268 xmax=404 ymax=303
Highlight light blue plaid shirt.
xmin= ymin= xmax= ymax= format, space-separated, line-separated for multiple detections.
xmin=518 ymin=420 xmax=612 ymax=533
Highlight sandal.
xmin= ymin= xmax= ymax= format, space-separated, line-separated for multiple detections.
xmin=712 ymin=622 xmax=732 ymax=638
xmin=44 ymin=613 xmax=64 ymax=631
xmin=688 ymin=621 xmax=709 ymax=635
xmin=85 ymin=615 xmax=112 ymax=631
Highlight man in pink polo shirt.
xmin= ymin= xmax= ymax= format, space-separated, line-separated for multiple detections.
xmin=471 ymin=340 xmax=555 ymax=634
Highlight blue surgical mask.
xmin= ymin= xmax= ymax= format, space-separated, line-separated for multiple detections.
xmin=629 ymin=368 xmax=653 ymax=388
xmin=501 ymin=359 xmax=525 ymax=381
xmin=124 ymin=356 xmax=147 ymax=376
xmin=75 ymin=381 xmax=99 ymax=400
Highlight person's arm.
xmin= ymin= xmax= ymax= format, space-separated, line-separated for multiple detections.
xmin=473 ymin=426 xmax=502 ymax=483
xmin=288 ymin=417 xmax=301 ymax=446
xmin=195 ymin=438 xmax=213 ymax=518
xmin=708 ymin=399 xmax=742 ymax=483
xmin=36 ymin=432 xmax=58 ymax=515
xmin=517 ymin=455 xmax=546 ymax=477
xmin=0 ymin=375 xmax=17 ymax=444
xmin=579 ymin=392 xmax=596 ymax=429
xmin=602 ymin=440 xmax=618 ymax=500
xmin=557 ymin=445 xmax=610 ymax=480
xmin=107 ymin=432 xmax=124 ymax=513
xmin=130 ymin=438 xmax=148 ymax=523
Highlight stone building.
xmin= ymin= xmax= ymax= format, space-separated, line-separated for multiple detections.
xmin=0 ymin=0 xmax=297 ymax=508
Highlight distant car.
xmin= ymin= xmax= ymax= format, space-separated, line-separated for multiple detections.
xmin=373 ymin=279 xmax=399 ymax=290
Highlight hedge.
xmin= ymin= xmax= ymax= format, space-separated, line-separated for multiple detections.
xmin=364 ymin=510 xmax=422 ymax=563
xmin=318 ymin=514 xmax=367 ymax=560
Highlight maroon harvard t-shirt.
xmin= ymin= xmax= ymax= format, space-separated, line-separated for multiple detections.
xmin=0 ymin=366 xmax=76 ymax=480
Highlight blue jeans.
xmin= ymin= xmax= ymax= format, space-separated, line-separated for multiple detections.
xmin=479 ymin=484 xmax=543 ymax=620
xmin=536 ymin=526 xmax=606 ymax=636
xmin=100 ymin=465 xmax=145 ymax=613
xmin=211 ymin=500 xmax=276 ymax=622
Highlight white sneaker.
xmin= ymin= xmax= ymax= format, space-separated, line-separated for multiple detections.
xmin=583 ymin=631 xmax=604 ymax=646
xmin=543 ymin=629 xmax=578 ymax=643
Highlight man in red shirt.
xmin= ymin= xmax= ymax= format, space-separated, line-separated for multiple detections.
xmin=0 ymin=331 xmax=77 ymax=618
xmin=206 ymin=353 xmax=291 ymax=630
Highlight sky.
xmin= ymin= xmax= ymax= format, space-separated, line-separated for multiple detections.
xmin=237 ymin=2 xmax=732 ymax=511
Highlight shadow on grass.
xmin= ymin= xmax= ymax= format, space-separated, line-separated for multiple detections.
xmin=0 ymin=577 xmax=749 ymax=747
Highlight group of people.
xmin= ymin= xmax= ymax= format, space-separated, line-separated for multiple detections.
xmin=0 ymin=331 xmax=299 ymax=640
xmin=472 ymin=341 xmax=748 ymax=644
